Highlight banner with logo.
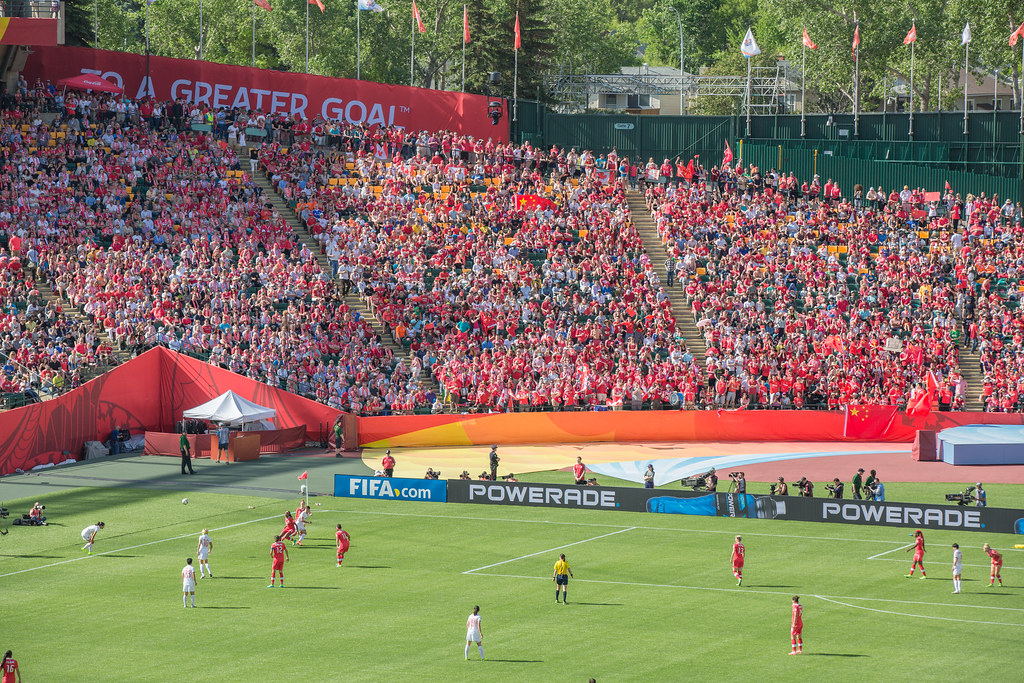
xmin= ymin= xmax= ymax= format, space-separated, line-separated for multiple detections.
xmin=446 ymin=479 xmax=668 ymax=512
xmin=334 ymin=474 xmax=447 ymax=502
xmin=21 ymin=46 xmax=507 ymax=141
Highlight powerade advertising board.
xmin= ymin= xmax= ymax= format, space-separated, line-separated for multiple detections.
xmin=334 ymin=475 xmax=447 ymax=502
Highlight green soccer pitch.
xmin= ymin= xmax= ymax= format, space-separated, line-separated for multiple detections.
xmin=1 ymin=467 xmax=1022 ymax=681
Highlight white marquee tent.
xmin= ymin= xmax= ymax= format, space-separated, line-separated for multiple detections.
xmin=182 ymin=391 xmax=276 ymax=428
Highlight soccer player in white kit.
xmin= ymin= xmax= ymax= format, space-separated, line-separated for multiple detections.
xmin=81 ymin=522 xmax=104 ymax=554
xmin=294 ymin=502 xmax=310 ymax=546
xmin=182 ymin=558 xmax=196 ymax=607
xmin=196 ymin=529 xmax=213 ymax=578
xmin=951 ymin=543 xmax=963 ymax=594
xmin=465 ymin=606 xmax=484 ymax=660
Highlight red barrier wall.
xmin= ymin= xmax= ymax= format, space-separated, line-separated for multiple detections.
xmin=21 ymin=46 xmax=506 ymax=141
xmin=0 ymin=18 xmax=59 ymax=45
xmin=357 ymin=409 xmax=1024 ymax=448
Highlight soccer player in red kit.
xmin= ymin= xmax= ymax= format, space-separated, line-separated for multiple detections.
xmin=731 ymin=535 xmax=745 ymax=586
xmin=789 ymin=596 xmax=803 ymax=654
xmin=983 ymin=543 xmax=1003 ymax=587
xmin=336 ymin=524 xmax=350 ymax=567
xmin=905 ymin=529 xmax=927 ymax=578
xmin=268 ymin=535 xmax=289 ymax=587
xmin=2 ymin=650 xmax=20 ymax=683
xmin=280 ymin=510 xmax=297 ymax=544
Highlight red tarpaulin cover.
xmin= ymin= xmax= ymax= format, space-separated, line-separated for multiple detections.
xmin=57 ymin=73 xmax=124 ymax=94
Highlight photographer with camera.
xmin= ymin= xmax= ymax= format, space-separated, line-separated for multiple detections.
xmin=797 ymin=477 xmax=814 ymax=497
xmin=975 ymin=483 xmax=986 ymax=507
xmin=28 ymin=502 xmax=46 ymax=526
xmin=825 ymin=478 xmax=844 ymax=499
xmin=728 ymin=472 xmax=746 ymax=494
xmin=705 ymin=468 xmax=718 ymax=492
xmin=770 ymin=477 xmax=788 ymax=496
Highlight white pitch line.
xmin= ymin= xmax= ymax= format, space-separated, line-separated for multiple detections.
xmin=868 ymin=557 xmax=1024 ymax=570
xmin=320 ymin=508 xmax=935 ymax=546
xmin=867 ymin=543 xmax=914 ymax=560
xmin=0 ymin=514 xmax=281 ymax=580
xmin=464 ymin=572 xmax=1024 ymax=615
xmin=814 ymin=595 xmax=1022 ymax=627
xmin=462 ymin=527 xmax=636 ymax=574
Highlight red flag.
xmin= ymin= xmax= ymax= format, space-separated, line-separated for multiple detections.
xmin=723 ymin=140 xmax=733 ymax=166
xmin=944 ymin=179 xmax=951 ymax=191
xmin=463 ymin=5 xmax=470 ymax=44
xmin=412 ymin=0 xmax=425 ymax=33
xmin=1011 ymin=22 xmax=1024 ymax=47
xmin=907 ymin=387 xmax=932 ymax=417
xmin=309 ymin=0 xmax=324 ymax=12
xmin=843 ymin=405 xmax=897 ymax=439
xmin=254 ymin=0 xmax=272 ymax=11
xmin=514 ymin=12 xmax=521 ymax=50
xmin=903 ymin=24 xmax=916 ymax=45
xmin=681 ymin=159 xmax=695 ymax=181
xmin=298 ymin=471 xmax=308 ymax=480
xmin=852 ymin=25 xmax=860 ymax=58
xmin=802 ymin=28 xmax=817 ymax=50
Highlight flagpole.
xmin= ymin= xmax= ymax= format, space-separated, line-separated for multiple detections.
xmin=1019 ymin=39 xmax=1024 ymax=134
xmin=462 ymin=5 xmax=466 ymax=93
xmin=801 ymin=40 xmax=806 ymax=137
xmin=963 ymin=40 xmax=968 ymax=135
xmin=94 ymin=0 xmax=97 ymax=48
xmin=305 ymin=0 xmax=309 ymax=73
xmin=252 ymin=1 xmax=256 ymax=68
xmin=514 ymin=46 xmax=518 ymax=122
xmin=745 ymin=54 xmax=751 ymax=137
xmin=199 ymin=0 xmax=204 ymax=60
xmin=854 ymin=30 xmax=860 ymax=138
xmin=410 ymin=10 xmax=415 ymax=87
xmin=357 ymin=0 xmax=361 ymax=80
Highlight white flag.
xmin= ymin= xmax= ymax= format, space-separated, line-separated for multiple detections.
xmin=741 ymin=27 xmax=761 ymax=58
xmin=961 ymin=22 xmax=972 ymax=45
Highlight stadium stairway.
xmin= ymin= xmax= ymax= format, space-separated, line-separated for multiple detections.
xmin=625 ymin=191 xmax=707 ymax=365
xmin=38 ymin=281 xmax=123 ymax=385
xmin=957 ymin=343 xmax=985 ymax=411
xmin=247 ymin=165 xmax=443 ymax=402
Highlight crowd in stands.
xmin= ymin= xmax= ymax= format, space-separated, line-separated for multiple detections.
xmin=1 ymin=77 xmax=1021 ymax=414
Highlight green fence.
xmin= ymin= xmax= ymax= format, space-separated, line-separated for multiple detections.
xmin=511 ymin=106 xmax=1024 ymax=201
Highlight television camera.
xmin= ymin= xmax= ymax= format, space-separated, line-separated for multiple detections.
xmin=945 ymin=486 xmax=977 ymax=506
xmin=681 ymin=469 xmax=716 ymax=491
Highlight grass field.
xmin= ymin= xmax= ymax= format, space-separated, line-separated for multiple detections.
xmin=1 ymin=473 xmax=1023 ymax=682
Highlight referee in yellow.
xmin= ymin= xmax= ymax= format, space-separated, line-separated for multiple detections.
xmin=553 ymin=553 xmax=574 ymax=604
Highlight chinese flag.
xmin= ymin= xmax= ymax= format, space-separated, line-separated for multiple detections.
xmin=802 ymin=28 xmax=817 ymax=50
xmin=944 ymin=179 xmax=951 ymax=191
xmin=514 ymin=12 xmax=521 ymax=50
xmin=298 ymin=471 xmax=308 ymax=480
xmin=309 ymin=0 xmax=324 ymax=12
xmin=682 ymin=159 xmax=695 ymax=181
xmin=1011 ymin=22 xmax=1024 ymax=47
xmin=843 ymin=405 xmax=897 ymax=439
xmin=907 ymin=389 xmax=932 ymax=417
xmin=852 ymin=25 xmax=860 ymax=58
xmin=903 ymin=24 xmax=916 ymax=45
xmin=463 ymin=5 xmax=470 ymax=44
xmin=412 ymin=0 xmax=425 ymax=33
xmin=723 ymin=140 xmax=733 ymax=165
xmin=254 ymin=0 xmax=272 ymax=11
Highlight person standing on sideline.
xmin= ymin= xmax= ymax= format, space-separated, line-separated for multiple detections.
xmin=336 ymin=524 xmax=350 ymax=567
xmin=268 ymin=535 xmax=289 ymax=587
xmin=81 ymin=521 xmax=104 ymax=554
xmin=196 ymin=529 xmax=213 ymax=578
xmin=852 ymin=468 xmax=865 ymax=499
xmin=109 ymin=424 xmax=121 ymax=455
xmin=182 ymin=558 xmax=196 ymax=607
xmin=951 ymin=544 xmax=963 ymax=594
xmin=489 ymin=445 xmax=500 ymax=480
xmin=2 ymin=650 xmax=21 ymax=683
xmin=553 ymin=553 xmax=573 ymax=604
xmin=983 ymin=543 xmax=1003 ymax=587
xmin=179 ymin=432 xmax=195 ymax=475
xmin=975 ymin=483 xmax=986 ymax=507
xmin=465 ymin=606 xmax=484 ymax=660
xmin=643 ymin=464 xmax=656 ymax=488
xmin=789 ymin=596 xmax=803 ymax=654
xmin=333 ymin=417 xmax=344 ymax=456
xmin=217 ymin=423 xmax=230 ymax=461
xmin=573 ymin=456 xmax=587 ymax=486
xmin=382 ymin=450 xmax=396 ymax=478
xmin=905 ymin=529 xmax=927 ymax=579
xmin=731 ymin=535 xmax=745 ymax=586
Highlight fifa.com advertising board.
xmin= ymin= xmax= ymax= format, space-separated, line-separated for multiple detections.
xmin=334 ymin=475 xmax=447 ymax=502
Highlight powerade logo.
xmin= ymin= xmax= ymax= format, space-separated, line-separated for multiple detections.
xmin=467 ymin=483 xmax=618 ymax=508
xmin=821 ymin=502 xmax=982 ymax=529
xmin=334 ymin=475 xmax=447 ymax=502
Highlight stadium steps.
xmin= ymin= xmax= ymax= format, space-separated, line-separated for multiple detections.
xmin=37 ymin=284 xmax=123 ymax=385
xmin=625 ymin=191 xmax=707 ymax=365
xmin=247 ymin=164 xmax=443 ymax=401
xmin=957 ymin=343 xmax=985 ymax=411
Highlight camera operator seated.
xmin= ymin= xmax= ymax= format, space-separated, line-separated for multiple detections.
xmin=826 ymin=478 xmax=844 ymax=499
xmin=28 ymin=502 xmax=46 ymax=526
xmin=424 ymin=468 xmax=440 ymax=480
xmin=586 ymin=477 xmax=600 ymax=486
xmin=459 ymin=470 xmax=471 ymax=480
xmin=503 ymin=473 xmax=519 ymax=482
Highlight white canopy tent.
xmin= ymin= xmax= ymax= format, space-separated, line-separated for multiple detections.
xmin=182 ymin=391 xmax=277 ymax=429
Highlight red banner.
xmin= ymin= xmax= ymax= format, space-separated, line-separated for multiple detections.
xmin=0 ymin=18 xmax=58 ymax=46
xmin=21 ymin=46 xmax=508 ymax=141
